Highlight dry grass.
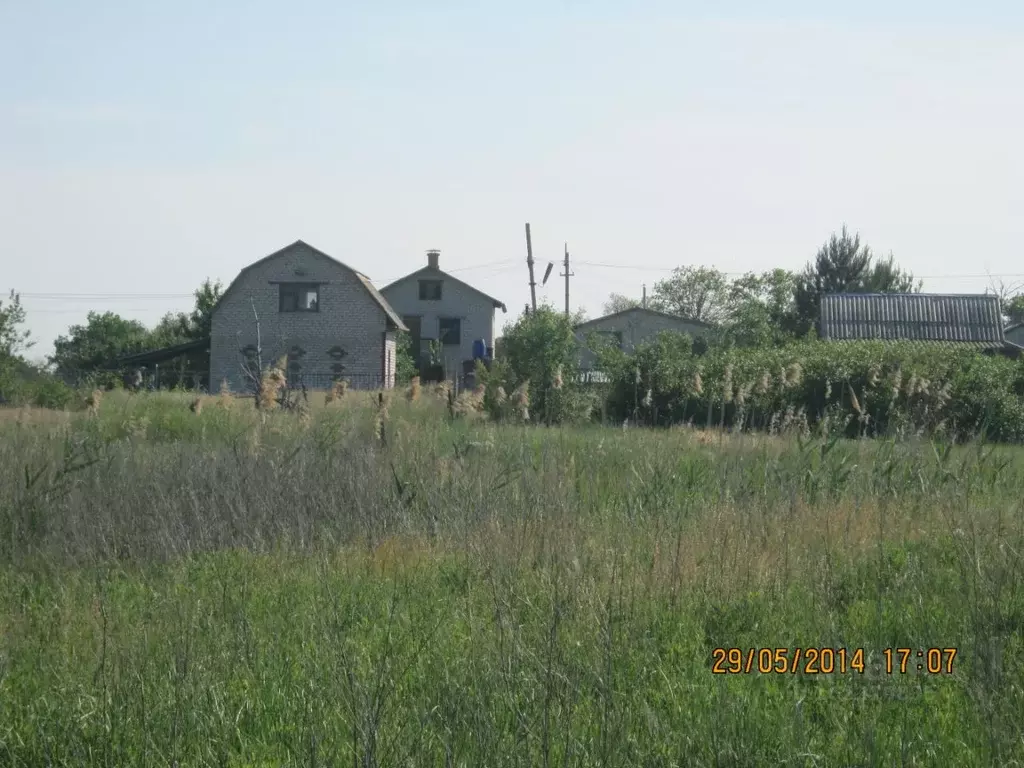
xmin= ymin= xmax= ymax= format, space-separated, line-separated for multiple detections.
xmin=255 ymin=366 xmax=284 ymax=410
xmin=325 ymin=378 xmax=348 ymax=404
xmin=0 ymin=405 xmax=72 ymax=426
xmin=406 ymin=375 xmax=421 ymax=402
xmin=84 ymin=388 xmax=103 ymax=416
xmin=3 ymin=392 xmax=1023 ymax=765
xmin=510 ymin=380 xmax=530 ymax=421
xmin=217 ymin=379 xmax=233 ymax=409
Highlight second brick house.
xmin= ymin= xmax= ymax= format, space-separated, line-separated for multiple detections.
xmin=380 ymin=250 xmax=507 ymax=378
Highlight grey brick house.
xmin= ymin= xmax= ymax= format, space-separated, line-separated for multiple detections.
xmin=575 ymin=307 xmax=713 ymax=371
xmin=379 ymin=250 xmax=506 ymax=378
xmin=209 ymin=240 xmax=407 ymax=392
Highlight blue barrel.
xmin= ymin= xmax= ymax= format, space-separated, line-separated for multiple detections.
xmin=472 ymin=338 xmax=487 ymax=360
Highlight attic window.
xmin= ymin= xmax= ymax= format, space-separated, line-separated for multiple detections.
xmin=279 ymin=283 xmax=319 ymax=313
xmin=419 ymin=279 xmax=442 ymax=301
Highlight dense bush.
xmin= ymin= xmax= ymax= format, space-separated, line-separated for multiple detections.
xmin=596 ymin=333 xmax=1024 ymax=442
xmin=394 ymin=330 xmax=418 ymax=385
xmin=487 ymin=305 xmax=597 ymax=425
xmin=0 ymin=364 xmax=80 ymax=410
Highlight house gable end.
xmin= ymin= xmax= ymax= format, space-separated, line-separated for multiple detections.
xmin=212 ymin=240 xmax=406 ymax=331
xmin=575 ymin=306 xmax=712 ymax=333
xmin=380 ymin=266 xmax=506 ymax=312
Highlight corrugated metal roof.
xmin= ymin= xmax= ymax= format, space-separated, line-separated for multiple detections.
xmin=820 ymin=293 xmax=1006 ymax=344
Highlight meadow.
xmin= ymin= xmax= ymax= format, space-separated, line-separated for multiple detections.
xmin=1 ymin=387 xmax=1022 ymax=766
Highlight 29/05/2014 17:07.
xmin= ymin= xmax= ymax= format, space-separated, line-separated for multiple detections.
xmin=710 ymin=647 xmax=958 ymax=675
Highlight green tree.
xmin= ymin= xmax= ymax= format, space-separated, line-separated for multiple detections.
xmin=149 ymin=312 xmax=192 ymax=348
xmin=723 ymin=269 xmax=798 ymax=348
xmin=50 ymin=312 xmax=152 ymax=386
xmin=1001 ymin=293 xmax=1024 ymax=326
xmin=649 ymin=266 xmax=732 ymax=324
xmin=188 ymin=278 xmax=223 ymax=340
xmin=147 ymin=278 xmax=224 ymax=348
xmin=0 ymin=291 xmax=32 ymax=360
xmin=602 ymin=293 xmax=642 ymax=315
xmin=0 ymin=291 xmax=34 ymax=396
xmin=792 ymin=226 xmax=920 ymax=336
xmin=394 ymin=330 xmax=417 ymax=384
xmin=492 ymin=304 xmax=592 ymax=424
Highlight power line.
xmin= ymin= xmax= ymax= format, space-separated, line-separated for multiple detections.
xmin=574 ymin=261 xmax=1024 ymax=280
xmin=10 ymin=259 xmax=1022 ymax=313
xmin=6 ymin=260 xmax=524 ymax=302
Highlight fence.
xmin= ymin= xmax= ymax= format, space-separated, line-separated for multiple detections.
xmin=286 ymin=372 xmax=389 ymax=391
xmin=62 ymin=368 xmax=209 ymax=392
xmin=59 ymin=367 xmax=607 ymax=394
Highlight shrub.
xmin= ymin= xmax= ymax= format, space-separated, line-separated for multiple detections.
xmin=495 ymin=305 xmax=594 ymax=425
xmin=394 ymin=330 xmax=418 ymax=385
xmin=597 ymin=334 xmax=1024 ymax=443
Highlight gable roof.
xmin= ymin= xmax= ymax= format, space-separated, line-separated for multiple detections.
xmin=212 ymin=240 xmax=407 ymax=332
xmin=574 ymin=306 xmax=713 ymax=332
xmin=380 ymin=266 xmax=507 ymax=312
xmin=820 ymin=293 xmax=1008 ymax=348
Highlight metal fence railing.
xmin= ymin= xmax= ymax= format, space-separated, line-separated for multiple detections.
xmin=577 ymin=370 xmax=610 ymax=384
xmin=286 ymin=372 xmax=390 ymax=391
xmin=56 ymin=368 xmax=611 ymax=394
xmin=62 ymin=368 xmax=210 ymax=392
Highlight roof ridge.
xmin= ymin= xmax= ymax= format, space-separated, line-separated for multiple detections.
xmin=211 ymin=240 xmax=407 ymax=331
xmin=380 ymin=264 xmax=507 ymax=311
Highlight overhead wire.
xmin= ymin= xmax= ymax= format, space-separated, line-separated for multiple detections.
xmin=8 ymin=259 xmax=1021 ymax=315
xmin=573 ymin=261 xmax=1024 ymax=280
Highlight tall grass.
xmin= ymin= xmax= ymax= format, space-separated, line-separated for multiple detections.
xmin=0 ymin=392 xmax=1022 ymax=765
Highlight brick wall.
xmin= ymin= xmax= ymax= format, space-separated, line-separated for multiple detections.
xmin=210 ymin=242 xmax=396 ymax=392
xmin=575 ymin=309 xmax=711 ymax=370
xmin=381 ymin=264 xmax=500 ymax=378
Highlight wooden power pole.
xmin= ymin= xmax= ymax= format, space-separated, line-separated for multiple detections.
xmin=525 ymin=223 xmax=538 ymax=313
xmin=560 ymin=242 xmax=573 ymax=316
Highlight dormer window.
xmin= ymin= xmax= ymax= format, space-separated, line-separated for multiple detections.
xmin=419 ymin=279 xmax=442 ymax=301
xmin=279 ymin=283 xmax=320 ymax=312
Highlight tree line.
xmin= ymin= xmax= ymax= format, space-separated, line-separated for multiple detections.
xmin=2 ymin=226 xmax=1024 ymax=411
xmin=473 ymin=227 xmax=1024 ymax=441
xmin=0 ymin=279 xmax=223 ymax=405
xmin=603 ymin=226 xmax=1024 ymax=345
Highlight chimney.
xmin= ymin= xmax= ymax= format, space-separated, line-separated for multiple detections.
xmin=642 ymin=284 xmax=647 ymax=308
xmin=427 ymin=249 xmax=440 ymax=270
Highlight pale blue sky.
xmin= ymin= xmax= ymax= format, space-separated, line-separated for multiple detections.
xmin=2 ymin=2 xmax=1023 ymax=360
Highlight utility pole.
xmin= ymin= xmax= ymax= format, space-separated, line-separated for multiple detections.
xmin=560 ymin=242 xmax=573 ymax=316
xmin=525 ymin=222 xmax=537 ymax=313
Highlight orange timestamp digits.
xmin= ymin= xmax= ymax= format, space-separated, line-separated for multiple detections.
xmin=883 ymin=648 xmax=958 ymax=675
xmin=711 ymin=647 xmax=867 ymax=675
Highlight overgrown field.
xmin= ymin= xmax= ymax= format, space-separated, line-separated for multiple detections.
xmin=1 ymin=390 xmax=1023 ymax=766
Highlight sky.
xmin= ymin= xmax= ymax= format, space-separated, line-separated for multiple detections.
xmin=2 ymin=1 xmax=1023 ymax=362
